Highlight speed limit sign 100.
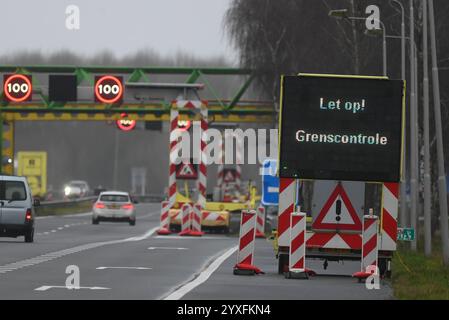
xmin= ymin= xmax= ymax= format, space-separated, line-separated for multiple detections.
xmin=3 ymin=74 xmax=33 ymax=102
xmin=94 ymin=75 xmax=123 ymax=104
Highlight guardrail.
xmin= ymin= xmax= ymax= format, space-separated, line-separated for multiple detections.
xmin=35 ymin=194 xmax=164 ymax=217
xmin=35 ymin=196 xmax=97 ymax=217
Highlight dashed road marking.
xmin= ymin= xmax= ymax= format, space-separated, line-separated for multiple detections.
xmin=35 ymin=285 xmax=109 ymax=291
xmin=148 ymin=247 xmax=189 ymax=250
xmin=96 ymin=266 xmax=151 ymax=270
xmin=0 ymin=226 xmax=159 ymax=275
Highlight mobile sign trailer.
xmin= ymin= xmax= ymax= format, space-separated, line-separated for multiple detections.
xmin=276 ymin=73 xmax=405 ymax=277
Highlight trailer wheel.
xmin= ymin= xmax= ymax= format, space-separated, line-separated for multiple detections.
xmin=278 ymin=253 xmax=289 ymax=275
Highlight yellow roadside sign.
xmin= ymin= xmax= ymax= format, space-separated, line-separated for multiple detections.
xmin=17 ymin=151 xmax=47 ymax=197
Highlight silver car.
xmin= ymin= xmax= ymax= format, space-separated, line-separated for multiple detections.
xmin=0 ymin=175 xmax=39 ymax=242
xmin=92 ymin=191 xmax=136 ymax=226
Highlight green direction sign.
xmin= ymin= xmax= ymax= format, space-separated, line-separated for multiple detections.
xmin=397 ymin=228 xmax=415 ymax=241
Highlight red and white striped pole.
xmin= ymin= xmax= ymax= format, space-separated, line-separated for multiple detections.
xmin=157 ymin=200 xmax=171 ymax=235
xmin=167 ymin=108 xmax=180 ymax=210
xmin=285 ymin=211 xmax=314 ymax=279
xmin=179 ymin=203 xmax=192 ymax=236
xmin=197 ymin=105 xmax=208 ymax=208
xmin=190 ymin=203 xmax=204 ymax=236
xmin=216 ymin=130 xmax=225 ymax=194
xmin=277 ymin=178 xmax=297 ymax=274
xmin=255 ymin=205 xmax=266 ymax=238
xmin=353 ymin=214 xmax=379 ymax=280
xmin=233 ymin=210 xmax=263 ymax=275
xmin=235 ymin=132 xmax=242 ymax=192
xmin=160 ymin=107 xmax=181 ymax=235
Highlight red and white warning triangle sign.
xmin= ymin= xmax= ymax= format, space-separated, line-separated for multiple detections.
xmin=312 ymin=184 xmax=362 ymax=231
xmin=176 ymin=163 xmax=198 ymax=179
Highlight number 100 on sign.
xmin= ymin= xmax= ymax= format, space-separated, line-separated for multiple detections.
xmin=94 ymin=75 xmax=124 ymax=104
xmin=3 ymin=74 xmax=33 ymax=102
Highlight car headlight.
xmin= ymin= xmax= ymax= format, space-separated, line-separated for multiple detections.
xmin=64 ymin=186 xmax=71 ymax=196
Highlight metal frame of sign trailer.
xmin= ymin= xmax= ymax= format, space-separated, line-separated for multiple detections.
xmin=276 ymin=73 xmax=406 ymax=277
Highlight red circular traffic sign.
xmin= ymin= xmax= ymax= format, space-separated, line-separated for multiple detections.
xmin=95 ymin=75 xmax=123 ymax=104
xmin=116 ymin=113 xmax=136 ymax=131
xmin=3 ymin=74 xmax=32 ymax=102
xmin=177 ymin=120 xmax=191 ymax=132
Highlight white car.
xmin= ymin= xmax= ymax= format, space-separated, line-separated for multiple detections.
xmin=92 ymin=191 xmax=137 ymax=226
xmin=64 ymin=180 xmax=90 ymax=199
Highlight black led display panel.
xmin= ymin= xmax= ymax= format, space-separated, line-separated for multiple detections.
xmin=49 ymin=75 xmax=77 ymax=102
xmin=279 ymin=75 xmax=404 ymax=182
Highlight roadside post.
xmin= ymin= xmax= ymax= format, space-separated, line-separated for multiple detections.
xmin=233 ymin=210 xmax=263 ymax=275
xmin=157 ymin=200 xmax=172 ymax=235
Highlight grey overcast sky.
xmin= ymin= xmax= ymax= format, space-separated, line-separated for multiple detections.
xmin=0 ymin=0 xmax=236 ymax=61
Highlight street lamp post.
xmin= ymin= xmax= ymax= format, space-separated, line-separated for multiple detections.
xmin=329 ymin=9 xmax=387 ymax=76
xmin=409 ymin=0 xmax=418 ymax=251
xmin=428 ymin=0 xmax=449 ymax=265
xmin=422 ymin=0 xmax=432 ymax=257
xmin=390 ymin=0 xmax=407 ymax=228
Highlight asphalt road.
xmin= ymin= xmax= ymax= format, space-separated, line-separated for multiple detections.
xmin=0 ymin=203 xmax=393 ymax=300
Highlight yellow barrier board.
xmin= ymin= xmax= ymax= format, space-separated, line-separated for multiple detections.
xmin=17 ymin=151 xmax=47 ymax=197
xmin=169 ymin=209 xmax=230 ymax=227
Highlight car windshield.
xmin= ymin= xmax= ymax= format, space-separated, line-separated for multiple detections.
xmin=99 ymin=195 xmax=129 ymax=202
xmin=70 ymin=183 xmax=86 ymax=188
xmin=0 ymin=181 xmax=27 ymax=201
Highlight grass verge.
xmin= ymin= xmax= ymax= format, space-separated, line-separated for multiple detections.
xmin=392 ymin=240 xmax=449 ymax=299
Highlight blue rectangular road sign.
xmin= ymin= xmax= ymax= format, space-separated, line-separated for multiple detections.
xmin=261 ymin=159 xmax=279 ymax=206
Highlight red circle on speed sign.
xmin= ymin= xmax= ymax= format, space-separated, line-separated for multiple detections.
xmin=177 ymin=120 xmax=191 ymax=132
xmin=3 ymin=74 xmax=33 ymax=102
xmin=116 ymin=113 xmax=136 ymax=131
xmin=94 ymin=75 xmax=123 ymax=104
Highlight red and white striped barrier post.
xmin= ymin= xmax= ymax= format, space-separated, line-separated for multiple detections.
xmin=157 ymin=200 xmax=171 ymax=235
xmin=167 ymin=108 xmax=180 ymax=209
xmin=216 ymin=130 xmax=225 ymax=195
xmin=190 ymin=203 xmax=204 ymax=236
xmin=235 ymin=132 xmax=242 ymax=192
xmin=380 ymin=182 xmax=399 ymax=251
xmin=255 ymin=205 xmax=266 ymax=238
xmin=197 ymin=105 xmax=208 ymax=208
xmin=233 ymin=210 xmax=263 ymax=275
xmin=353 ymin=214 xmax=379 ymax=280
xmin=277 ymin=178 xmax=297 ymax=273
xmin=285 ymin=211 xmax=314 ymax=279
xmin=179 ymin=203 xmax=192 ymax=236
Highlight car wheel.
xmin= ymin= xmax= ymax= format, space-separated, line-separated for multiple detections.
xmin=129 ymin=219 xmax=136 ymax=226
xmin=25 ymin=228 xmax=34 ymax=243
xmin=92 ymin=218 xmax=99 ymax=225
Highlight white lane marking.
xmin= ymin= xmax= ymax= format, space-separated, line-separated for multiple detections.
xmin=0 ymin=226 xmax=159 ymax=275
xmin=163 ymin=246 xmax=238 ymax=300
xmin=153 ymin=236 xmax=232 ymax=240
xmin=148 ymin=247 xmax=188 ymax=250
xmin=36 ymin=208 xmax=158 ymax=237
xmin=96 ymin=267 xmax=151 ymax=270
xmin=35 ymin=285 xmax=109 ymax=291
xmin=125 ymin=226 xmax=159 ymax=242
